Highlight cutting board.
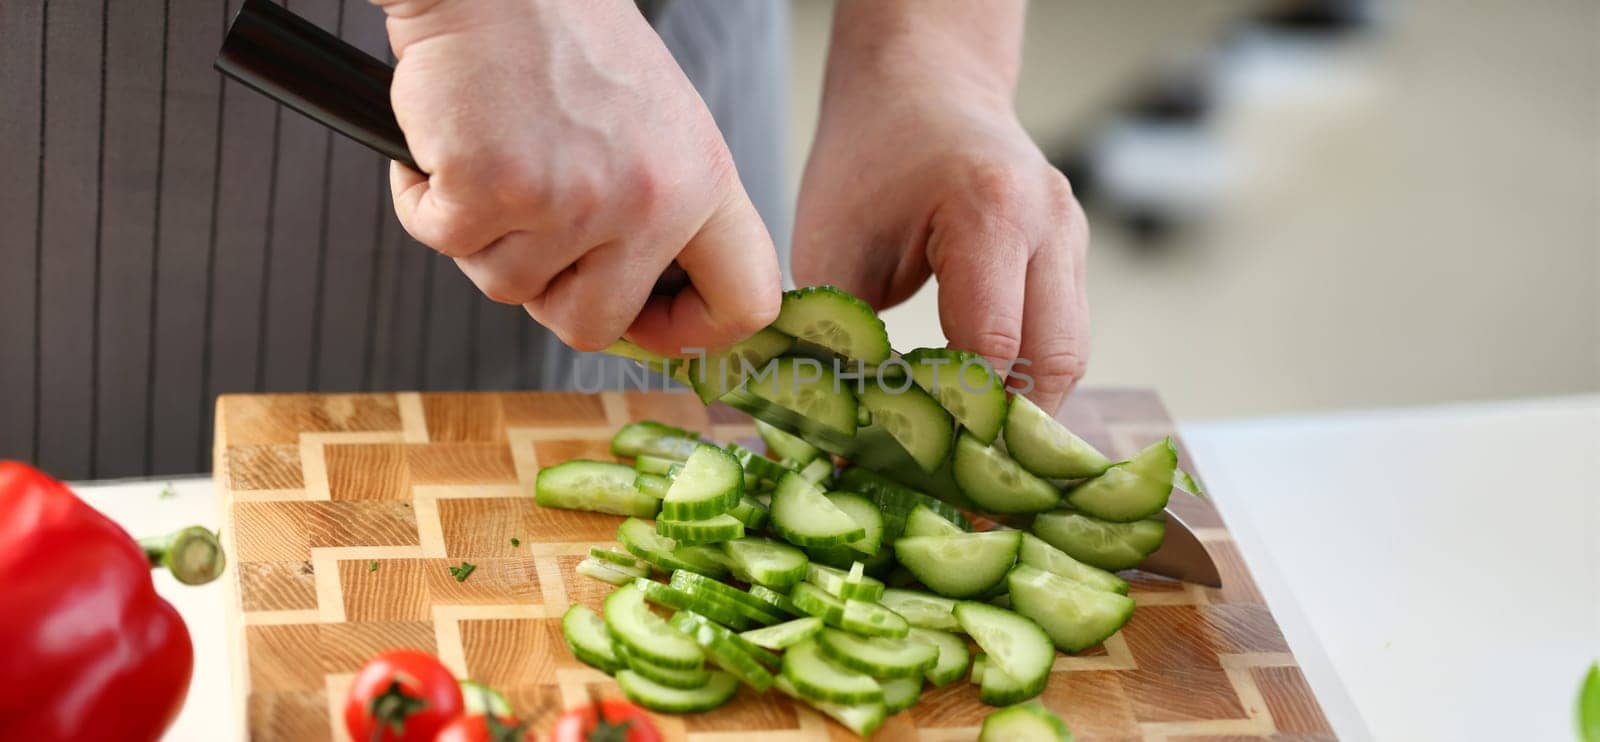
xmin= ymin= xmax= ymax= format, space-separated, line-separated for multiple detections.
xmin=215 ymin=389 xmax=1332 ymax=741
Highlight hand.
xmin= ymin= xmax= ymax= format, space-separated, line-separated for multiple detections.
xmin=376 ymin=0 xmax=782 ymax=354
xmin=792 ymin=58 xmax=1090 ymax=413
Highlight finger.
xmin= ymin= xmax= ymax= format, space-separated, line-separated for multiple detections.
xmin=453 ymin=231 xmax=585 ymax=305
xmin=388 ymin=162 xmax=508 ymax=258
xmin=523 ymin=240 xmax=666 ymax=352
xmin=927 ymin=206 xmax=1028 ymax=381
xmin=1014 ymin=215 xmax=1091 ymax=414
xmin=627 ymin=193 xmax=782 ymax=354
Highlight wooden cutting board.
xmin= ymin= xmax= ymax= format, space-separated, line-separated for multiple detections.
xmin=215 ymin=389 xmax=1333 ymax=741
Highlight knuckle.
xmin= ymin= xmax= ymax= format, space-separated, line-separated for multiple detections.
xmin=969 ymin=326 xmax=1024 ymax=364
xmin=966 ymin=162 xmax=1025 ymax=217
xmin=1030 ymin=344 xmax=1089 ymax=388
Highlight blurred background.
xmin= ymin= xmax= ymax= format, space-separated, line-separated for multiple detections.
xmin=791 ymin=0 xmax=1598 ymax=420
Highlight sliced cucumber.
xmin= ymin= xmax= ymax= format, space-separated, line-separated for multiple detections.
xmin=782 ymin=638 xmax=884 ymax=705
xmin=589 ymin=547 xmax=648 ymax=571
xmin=799 ymin=457 xmax=834 ymax=484
xmin=837 ymin=467 xmax=973 ymax=538
xmin=655 ymin=513 xmax=744 ymax=546
xmin=459 ymin=680 xmax=513 ymax=717
xmin=970 ymin=653 xmax=988 ymax=684
xmin=806 ymin=562 xmax=885 ymax=602
xmin=979 ymin=662 xmax=1044 ymax=706
xmin=670 ymin=611 xmax=776 ymax=692
xmin=895 ymin=531 xmax=1021 ymax=598
xmin=676 ymin=543 xmax=737 ymax=577
xmin=671 ymin=611 xmax=783 ymax=672
xmin=981 ymin=703 xmax=1074 ymax=741
xmin=953 ymin=432 xmax=1062 ymax=514
xmin=615 ymin=643 xmax=712 ymax=689
xmin=772 ymin=285 xmax=891 ymax=364
xmin=740 ymin=616 xmax=824 ymax=650
xmin=727 ymin=442 xmax=793 ymax=484
xmin=669 ymin=571 xmax=787 ymax=626
xmin=841 ymin=598 xmax=910 ymax=639
xmin=902 ymin=504 xmax=965 ymax=538
xmin=1031 ymin=510 xmax=1165 ymax=572
xmin=908 ymin=627 xmax=969 ymax=686
xmin=748 ymin=584 xmax=802 ymax=617
xmin=634 ymin=577 xmax=754 ymax=631
xmin=1004 ymin=394 xmax=1112 ymax=479
xmin=602 ymin=339 xmax=683 ymax=378
xmin=576 ymin=558 xmax=646 ymax=587
xmin=724 ymin=357 xmax=858 ymax=452
xmin=617 ymin=518 xmax=730 ymax=579
xmin=611 ymin=421 xmax=701 ymax=460
xmin=1065 ymin=438 xmax=1177 ymax=522
xmin=1007 ymin=564 xmax=1136 ymax=653
xmin=770 ymin=473 xmax=865 ymax=548
xmin=880 ymin=677 xmax=923 ymax=715
xmin=535 ymin=461 xmax=661 ymax=518
xmin=844 ymin=561 xmax=885 ymax=602
xmin=817 ymin=629 xmax=937 ymax=678
xmin=634 ymin=473 xmax=670 ymax=499
xmin=904 ymin=348 xmax=1009 ymax=444
xmin=660 ymin=445 xmax=742 ymax=521
xmin=727 ymin=495 xmax=770 ymax=530
xmin=806 ymin=542 xmax=896 ymax=577
xmin=617 ymin=669 xmax=739 ymax=714
xmin=756 ymin=418 xmax=821 ymax=465
xmin=634 ymin=455 xmax=679 ymax=476
xmin=722 ymin=537 xmax=809 ymax=589
xmin=687 ymin=328 xmax=794 ymax=404
xmin=858 ymin=381 xmax=953 ymax=472
xmin=954 ymin=601 xmax=1054 ymax=705
xmin=824 ymin=492 xmax=884 ymax=556
xmin=880 ymin=588 xmax=962 ymax=633
xmin=774 ymin=676 xmax=888 ymax=738
xmin=562 ymin=604 xmax=625 ymax=674
xmin=790 ymin=582 xmax=847 ymax=627
xmin=603 ymin=583 xmax=703 ymax=670
xmin=1019 ymin=533 xmax=1128 ymax=595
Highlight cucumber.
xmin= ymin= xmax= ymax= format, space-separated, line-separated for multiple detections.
xmin=561 ymin=605 xmax=625 ymax=674
xmin=589 ymin=547 xmax=648 ymax=571
xmin=687 ymin=328 xmax=794 ymax=403
xmin=981 ymin=704 xmax=1074 ymax=741
xmin=655 ymin=513 xmax=744 ymax=546
xmin=1030 ymin=510 xmax=1165 ymax=572
xmin=576 ymin=558 xmax=646 ymax=587
xmin=671 ymin=611 xmax=784 ymax=672
xmin=617 ymin=518 xmax=730 ymax=579
xmin=602 ymin=338 xmax=683 ymax=378
xmin=979 ymin=662 xmax=1044 ymax=706
xmin=660 ymin=445 xmax=743 ymax=521
xmin=611 ymin=421 xmax=700 ymax=460
xmin=817 ymin=629 xmax=938 ymax=678
xmin=727 ymin=495 xmax=770 ymax=530
xmin=970 ymin=653 xmax=987 ymax=684
xmin=535 ymin=461 xmax=661 ymax=518
xmin=770 ymin=473 xmax=865 ymax=548
xmin=954 ymin=601 xmax=1054 ymax=705
xmin=774 ymin=676 xmax=888 ymax=738
xmin=805 ymin=562 xmax=885 ymax=602
xmin=1065 ymin=438 xmax=1177 ymax=522
xmin=615 ymin=643 xmax=713 ymax=689
xmin=799 ymin=457 xmax=834 ymax=484
xmin=459 ymin=680 xmax=513 ymax=717
xmin=952 ymin=432 xmax=1063 ymax=514
xmin=904 ymin=348 xmax=1009 ymax=444
xmin=908 ymin=627 xmax=969 ymax=686
xmin=880 ymin=588 xmax=962 ymax=633
xmin=895 ymin=531 xmax=1021 ymax=598
xmin=634 ymin=473 xmax=670 ymax=499
xmin=902 ymin=504 xmax=965 ymax=538
xmin=1007 ymin=564 xmax=1136 ymax=653
xmin=825 ymin=492 xmax=884 ymax=556
xmin=677 ymin=543 xmax=737 ymax=575
xmin=748 ymin=584 xmax=803 ymax=617
xmin=603 ymin=583 xmax=704 ymax=670
xmin=880 ymin=677 xmax=923 ymax=715
xmin=790 ymin=582 xmax=848 ymax=627
xmin=845 ymin=561 xmax=885 ymax=602
xmin=858 ymin=381 xmax=953 ymax=472
xmin=1019 ymin=533 xmax=1128 ymax=595
xmin=634 ymin=455 xmax=679 ymax=476
xmin=724 ymin=357 xmax=858 ymax=452
xmin=669 ymin=571 xmax=787 ymax=626
xmin=722 ymin=537 xmax=809 ymax=589
xmin=837 ymin=467 xmax=973 ymax=537
xmin=727 ymin=442 xmax=793 ymax=485
xmin=806 ymin=542 xmax=896 ymax=578
xmin=1004 ymin=394 xmax=1112 ymax=479
xmin=841 ymin=598 xmax=910 ymax=639
xmin=670 ymin=611 xmax=776 ymax=692
xmin=740 ymin=616 xmax=824 ymax=650
xmin=756 ymin=418 xmax=821 ymax=465
xmin=771 ymin=286 xmax=891 ymax=364
xmin=634 ymin=577 xmax=755 ymax=631
xmin=617 ymin=670 xmax=739 ymax=714
xmin=781 ymin=638 xmax=884 ymax=705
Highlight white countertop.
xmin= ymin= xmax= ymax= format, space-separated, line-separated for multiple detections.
xmin=74 ymin=395 xmax=1599 ymax=742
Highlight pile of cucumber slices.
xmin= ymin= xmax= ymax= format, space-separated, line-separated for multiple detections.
xmin=535 ymin=285 xmax=1202 ymax=738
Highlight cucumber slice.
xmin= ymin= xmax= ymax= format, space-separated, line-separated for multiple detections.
xmin=724 ymin=357 xmax=858 ymax=452
xmin=880 ymin=588 xmax=962 ymax=633
xmin=953 ymin=432 xmax=1063 ymax=514
xmin=727 ymin=495 xmax=770 ymax=530
xmin=728 ymin=442 xmax=793 ymax=484
xmin=458 ymin=680 xmax=513 ymax=717
xmin=634 ymin=473 xmax=670 ymax=499
xmin=880 ymin=677 xmax=923 ymax=715
xmin=655 ymin=514 xmax=744 ymax=546
xmin=1031 ymin=510 xmax=1165 ymax=572
xmin=895 ymin=531 xmax=1021 ymax=598
xmin=1064 ymin=437 xmax=1178 ymax=522
xmin=722 ymin=537 xmax=809 ymax=589
xmin=806 ymin=542 xmax=896 ymax=577
xmin=842 ymin=599 xmax=911 ymax=638
xmin=615 ymin=643 xmax=713 ymax=689
xmin=837 ymin=467 xmax=973 ymax=538
xmin=660 ymin=446 xmax=743 ymax=521
xmin=748 ymin=584 xmax=803 ymax=617
xmin=902 ymin=504 xmax=965 ymax=538
xmin=634 ymin=455 xmax=678 ymax=476
xmin=670 ymin=611 xmax=776 ymax=692
xmin=1007 ymin=564 xmax=1136 ymax=653
xmin=617 ymin=518 xmax=730 ymax=579
xmin=970 ymin=653 xmax=987 ymax=684
xmin=908 ymin=627 xmax=969 ymax=687
xmin=858 ymin=381 xmax=953 ymax=472
xmin=617 ymin=670 xmax=739 ymax=714
xmin=1004 ymin=394 xmax=1112 ymax=479
xmin=671 ymin=612 xmax=784 ymax=671
xmin=817 ymin=629 xmax=938 ymax=678
xmin=772 ymin=285 xmax=891 ymax=364
xmin=904 ymin=348 xmax=1009 ymax=444
xmin=756 ymin=419 xmax=822 ymax=465
xmin=535 ymin=461 xmax=661 ymax=518
xmin=781 ymin=638 xmax=884 ymax=704
xmin=1020 ymin=533 xmax=1128 ymax=595
xmin=561 ymin=604 xmax=625 ymax=674
xmin=845 ymin=561 xmax=885 ymax=602
xmin=675 ymin=543 xmax=737 ymax=577
xmin=773 ymin=676 xmax=888 ymax=738
xmin=576 ymin=558 xmax=646 ymax=587
xmin=602 ymin=339 xmax=683 ymax=377
xmin=825 ymin=492 xmax=884 ymax=556
xmin=806 ymin=562 xmax=885 ymax=602
xmin=770 ymin=473 xmax=865 ymax=548
xmin=740 ymin=616 xmax=824 ymax=650
xmin=981 ymin=703 xmax=1074 ymax=741
xmin=589 ymin=547 xmax=648 ymax=571
xmin=954 ymin=601 xmax=1054 ymax=702
xmin=978 ymin=662 xmax=1044 ymax=706
xmin=611 ymin=421 xmax=700 ymax=460
xmin=790 ymin=582 xmax=848 ymax=627
xmin=669 ymin=571 xmax=787 ymax=626
xmin=603 ymin=583 xmax=704 ymax=670
xmin=799 ymin=457 xmax=834 ymax=484
xmin=686 ymin=328 xmax=795 ymax=403
xmin=634 ymin=577 xmax=755 ymax=631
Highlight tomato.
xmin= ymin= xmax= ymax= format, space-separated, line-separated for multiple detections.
xmin=551 ymin=699 xmax=661 ymax=742
xmin=343 ymin=649 xmax=464 ymax=742
xmin=435 ymin=713 xmax=530 ymax=742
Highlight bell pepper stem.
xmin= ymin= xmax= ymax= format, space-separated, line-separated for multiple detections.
xmin=138 ymin=526 xmax=227 ymax=586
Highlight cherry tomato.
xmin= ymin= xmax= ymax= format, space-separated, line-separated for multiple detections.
xmin=551 ymin=699 xmax=661 ymax=742
xmin=435 ymin=713 xmax=531 ymax=742
xmin=343 ymin=649 xmax=463 ymax=742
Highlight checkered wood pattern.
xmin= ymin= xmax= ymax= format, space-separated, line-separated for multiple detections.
xmin=215 ymin=390 xmax=1333 ymax=741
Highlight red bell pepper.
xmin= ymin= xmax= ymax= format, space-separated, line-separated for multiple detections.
xmin=0 ymin=461 xmax=227 ymax=741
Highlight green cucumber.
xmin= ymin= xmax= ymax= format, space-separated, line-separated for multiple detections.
xmin=670 ymin=612 xmax=784 ymax=672
xmin=616 ymin=518 xmax=730 ymax=578
xmin=953 ymin=432 xmax=1063 ymax=514
xmin=589 ymin=547 xmax=648 ymax=571
xmin=954 ymin=601 xmax=1054 ymax=705
xmin=816 ymin=629 xmax=937 ymax=678
xmin=634 ymin=455 xmax=679 ymax=476
xmin=825 ymin=492 xmax=884 ymax=556
xmin=602 ymin=339 xmax=683 ymax=378
xmin=970 ymin=653 xmax=987 ymax=684
xmin=655 ymin=513 xmax=744 ymax=546
xmin=770 ymin=473 xmax=865 ymax=548
xmin=1019 ymin=533 xmax=1128 ymax=595
xmin=790 ymin=582 xmax=847 ymax=627
xmin=616 ymin=670 xmax=739 ymax=713
xmin=842 ymin=599 xmax=910 ymax=639
xmin=459 ymin=680 xmax=513 ymax=717
xmin=1007 ymin=564 xmax=1136 ymax=653
xmin=748 ymin=584 xmax=803 ymax=617
xmin=576 ymin=558 xmax=646 ymax=587
xmin=771 ymin=286 xmax=891 ymax=364
xmin=670 ymin=611 xmax=776 ymax=692
xmin=740 ymin=616 xmax=824 ymax=650
xmin=669 ymin=571 xmax=787 ymax=626
xmin=773 ymin=676 xmax=888 ymax=738
xmin=535 ymin=461 xmax=660 ymax=518
xmin=781 ymin=638 xmax=884 ymax=705
xmin=902 ymin=504 xmax=965 ymax=538
xmin=723 ymin=357 xmax=858 ymax=452
xmin=687 ymin=327 xmax=795 ymax=403
xmin=895 ymin=531 xmax=1021 ymax=598
xmin=799 ymin=457 xmax=834 ymax=484
xmin=603 ymin=583 xmax=704 ymax=670
xmin=634 ymin=577 xmax=755 ymax=631
xmin=837 ymin=467 xmax=973 ymax=537
xmin=904 ymin=348 xmax=1009 ymax=444
xmin=615 ymin=643 xmax=712 ymax=689
xmin=806 ymin=542 xmax=896 ymax=577
xmin=880 ymin=588 xmax=962 ymax=633
xmin=981 ymin=703 xmax=1074 ymax=741
xmin=1065 ymin=438 xmax=1177 ymax=522
xmin=1030 ymin=510 xmax=1165 ymax=572
xmin=611 ymin=421 xmax=700 ymax=460
xmin=1004 ymin=394 xmax=1112 ymax=479
xmin=634 ymin=473 xmax=670 ymax=499
xmin=756 ymin=419 xmax=821 ymax=465
xmin=858 ymin=381 xmax=953 ymax=472
xmin=880 ymin=677 xmax=923 ymax=715
xmin=979 ymin=662 xmax=1044 ymax=706
xmin=660 ymin=445 xmax=743 ymax=521
xmin=561 ymin=605 xmax=625 ymax=674
xmin=728 ymin=442 xmax=793 ymax=485
xmin=721 ymin=537 xmax=809 ymax=589
xmin=727 ymin=495 xmax=770 ymax=530
xmin=806 ymin=562 xmax=885 ymax=602
xmin=908 ymin=628 xmax=969 ymax=686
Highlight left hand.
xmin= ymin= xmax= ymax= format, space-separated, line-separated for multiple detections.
xmin=792 ymin=63 xmax=1090 ymax=414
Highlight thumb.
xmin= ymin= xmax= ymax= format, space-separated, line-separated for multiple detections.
xmin=927 ymin=209 xmax=1028 ymax=379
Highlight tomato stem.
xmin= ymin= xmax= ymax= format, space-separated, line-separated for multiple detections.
xmin=138 ymin=525 xmax=227 ymax=585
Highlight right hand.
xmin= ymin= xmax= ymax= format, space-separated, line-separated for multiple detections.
xmin=375 ymin=0 xmax=782 ymax=354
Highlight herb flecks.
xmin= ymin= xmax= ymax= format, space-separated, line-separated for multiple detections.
xmin=368 ymin=561 xmax=379 ymax=572
xmin=449 ymin=561 xmax=478 ymax=582
xmin=158 ymin=483 xmax=177 ymax=500
xmin=510 ymin=537 xmax=521 ymax=547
